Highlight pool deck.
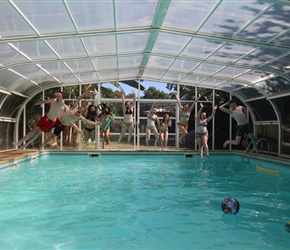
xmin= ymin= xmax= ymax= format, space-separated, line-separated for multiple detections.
xmin=0 ymin=150 xmax=40 ymax=165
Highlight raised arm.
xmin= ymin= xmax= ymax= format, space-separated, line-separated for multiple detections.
xmin=72 ymin=91 xmax=90 ymax=109
xmin=93 ymin=89 xmax=98 ymax=106
xmin=35 ymin=99 xmax=53 ymax=105
xmin=174 ymin=91 xmax=183 ymax=109
xmin=189 ymin=93 xmax=201 ymax=111
xmin=196 ymin=102 xmax=204 ymax=121
xmin=206 ymin=105 xmax=218 ymax=123
xmin=219 ymin=100 xmax=231 ymax=114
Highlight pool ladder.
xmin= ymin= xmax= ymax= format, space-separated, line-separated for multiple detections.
xmin=242 ymin=138 xmax=270 ymax=162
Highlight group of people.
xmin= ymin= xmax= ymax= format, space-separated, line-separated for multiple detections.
xmin=13 ymin=88 xmax=257 ymax=158
xmin=12 ymin=88 xmax=114 ymax=150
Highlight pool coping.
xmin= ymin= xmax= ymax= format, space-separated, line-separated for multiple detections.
xmin=1 ymin=149 xmax=290 ymax=171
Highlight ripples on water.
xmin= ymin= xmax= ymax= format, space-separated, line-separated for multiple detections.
xmin=0 ymin=154 xmax=290 ymax=249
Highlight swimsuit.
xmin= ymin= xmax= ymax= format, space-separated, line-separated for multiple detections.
xmin=37 ymin=114 xmax=56 ymax=132
xmin=85 ymin=127 xmax=95 ymax=133
xmin=53 ymin=117 xmax=67 ymax=136
xmin=125 ymin=109 xmax=133 ymax=114
xmin=236 ymin=123 xmax=253 ymax=136
xmin=179 ymin=112 xmax=190 ymax=126
xmin=197 ymin=121 xmax=207 ymax=127
xmin=195 ymin=120 xmax=208 ymax=138
xmin=146 ymin=113 xmax=157 ymax=131
xmin=122 ymin=109 xmax=133 ymax=127
xmin=195 ymin=131 xmax=208 ymax=138
xmin=160 ymin=125 xmax=168 ymax=133
xmin=84 ymin=115 xmax=96 ymax=132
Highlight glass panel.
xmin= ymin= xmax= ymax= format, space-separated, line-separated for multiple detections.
xmin=161 ymin=72 xmax=186 ymax=83
xmin=236 ymin=5 xmax=290 ymax=43
xmin=0 ymin=121 xmax=15 ymax=151
xmin=115 ymin=0 xmax=157 ymax=29
xmin=237 ymin=48 xmax=286 ymax=66
xmin=182 ymin=75 xmax=203 ymax=85
xmin=0 ymin=43 xmax=29 ymax=66
xmin=0 ymin=69 xmax=24 ymax=89
xmin=38 ymin=62 xmax=71 ymax=74
xmin=64 ymin=59 xmax=94 ymax=72
xmin=76 ymin=72 xmax=99 ymax=82
xmin=256 ymin=76 xmax=290 ymax=96
xmin=118 ymin=56 xmax=143 ymax=68
xmin=214 ymin=66 xmax=249 ymax=78
xmin=57 ymin=75 xmax=79 ymax=84
xmin=234 ymin=70 xmax=263 ymax=83
xmin=82 ymin=35 xmax=116 ymax=55
xmin=142 ymin=70 xmax=166 ymax=80
xmin=209 ymin=43 xmax=256 ymax=63
xmin=200 ymin=0 xmax=268 ymax=37
xmin=14 ymin=82 xmax=41 ymax=96
xmin=10 ymin=64 xmax=47 ymax=78
xmin=47 ymin=38 xmax=87 ymax=58
xmin=98 ymin=71 xmax=118 ymax=82
xmin=256 ymin=125 xmax=278 ymax=154
xmin=153 ymin=32 xmax=192 ymax=55
xmin=34 ymin=77 xmax=60 ymax=88
xmin=181 ymin=38 xmax=223 ymax=59
xmin=0 ymin=1 xmax=36 ymax=37
xmin=192 ymin=63 xmax=224 ymax=75
xmin=117 ymin=33 xmax=149 ymax=53
xmin=91 ymin=58 xmax=118 ymax=71
xmin=219 ymin=82 xmax=246 ymax=92
xmin=15 ymin=0 xmax=75 ymax=34
xmin=264 ymin=53 xmax=290 ymax=71
xmin=0 ymin=93 xmax=6 ymax=107
xmin=163 ymin=1 xmax=215 ymax=31
xmin=274 ymin=33 xmax=290 ymax=46
xmin=247 ymin=99 xmax=277 ymax=121
xmin=119 ymin=70 xmax=139 ymax=79
xmin=273 ymin=96 xmax=290 ymax=155
xmin=11 ymin=40 xmax=58 ymax=60
xmin=170 ymin=59 xmax=199 ymax=73
xmin=67 ymin=0 xmax=114 ymax=31
xmin=0 ymin=93 xmax=26 ymax=118
xmin=233 ymin=87 xmax=263 ymax=100
xmin=146 ymin=56 xmax=174 ymax=70
xmin=199 ymin=78 xmax=225 ymax=88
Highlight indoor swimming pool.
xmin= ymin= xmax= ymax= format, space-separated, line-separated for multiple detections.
xmin=0 ymin=152 xmax=290 ymax=249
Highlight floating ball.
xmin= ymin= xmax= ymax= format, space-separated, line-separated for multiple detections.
xmin=221 ymin=197 xmax=240 ymax=215
xmin=285 ymin=222 xmax=290 ymax=232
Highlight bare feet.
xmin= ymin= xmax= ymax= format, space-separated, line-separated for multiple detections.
xmin=223 ymin=141 xmax=229 ymax=148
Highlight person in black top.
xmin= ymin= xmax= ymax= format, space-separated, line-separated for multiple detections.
xmin=118 ymin=89 xmax=136 ymax=143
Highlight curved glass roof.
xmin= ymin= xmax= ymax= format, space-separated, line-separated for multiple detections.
xmin=1 ymin=0 xmax=290 ymax=102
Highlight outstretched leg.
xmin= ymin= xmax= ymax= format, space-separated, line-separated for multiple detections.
xmin=20 ymin=128 xmax=42 ymax=149
xmin=223 ymin=136 xmax=242 ymax=148
xmin=12 ymin=126 xmax=39 ymax=147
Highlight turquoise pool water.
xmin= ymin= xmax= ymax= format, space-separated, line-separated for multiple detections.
xmin=0 ymin=153 xmax=290 ymax=249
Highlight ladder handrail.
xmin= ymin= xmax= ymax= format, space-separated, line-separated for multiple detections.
xmin=242 ymin=138 xmax=270 ymax=162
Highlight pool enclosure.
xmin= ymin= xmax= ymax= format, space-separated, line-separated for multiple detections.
xmin=0 ymin=0 xmax=290 ymax=157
